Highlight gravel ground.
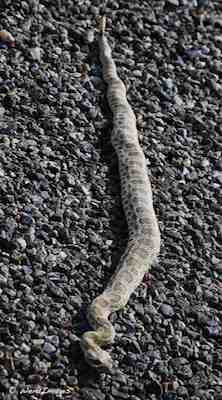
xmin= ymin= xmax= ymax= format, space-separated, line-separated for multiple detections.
xmin=0 ymin=0 xmax=222 ymax=399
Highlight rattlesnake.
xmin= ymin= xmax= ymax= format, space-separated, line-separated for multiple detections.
xmin=80 ymin=16 xmax=161 ymax=370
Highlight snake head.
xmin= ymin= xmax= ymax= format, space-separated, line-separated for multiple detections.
xmin=85 ymin=348 xmax=113 ymax=371
xmin=95 ymin=16 xmax=106 ymax=33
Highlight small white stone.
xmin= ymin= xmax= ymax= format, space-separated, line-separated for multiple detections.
xmin=183 ymin=158 xmax=192 ymax=167
xmin=200 ymin=158 xmax=210 ymax=168
xmin=17 ymin=237 xmax=27 ymax=250
xmin=86 ymin=29 xmax=94 ymax=44
xmin=59 ymin=251 xmax=67 ymax=260
xmin=133 ymin=70 xmax=143 ymax=78
xmin=3 ymin=137 xmax=10 ymax=146
xmin=30 ymin=47 xmax=41 ymax=62
xmin=165 ymin=0 xmax=179 ymax=6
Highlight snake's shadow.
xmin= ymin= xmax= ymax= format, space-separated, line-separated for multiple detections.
xmin=97 ymin=96 xmax=129 ymax=286
xmin=85 ymin=39 xmax=128 ymax=281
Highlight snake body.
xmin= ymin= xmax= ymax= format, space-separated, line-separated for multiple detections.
xmin=80 ymin=16 xmax=161 ymax=370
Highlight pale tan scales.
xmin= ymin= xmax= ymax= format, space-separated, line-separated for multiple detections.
xmin=80 ymin=16 xmax=161 ymax=370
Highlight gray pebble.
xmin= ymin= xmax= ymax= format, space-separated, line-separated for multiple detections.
xmin=160 ymin=304 xmax=175 ymax=317
xmin=43 ymin=342 xmax=57 ymax=354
